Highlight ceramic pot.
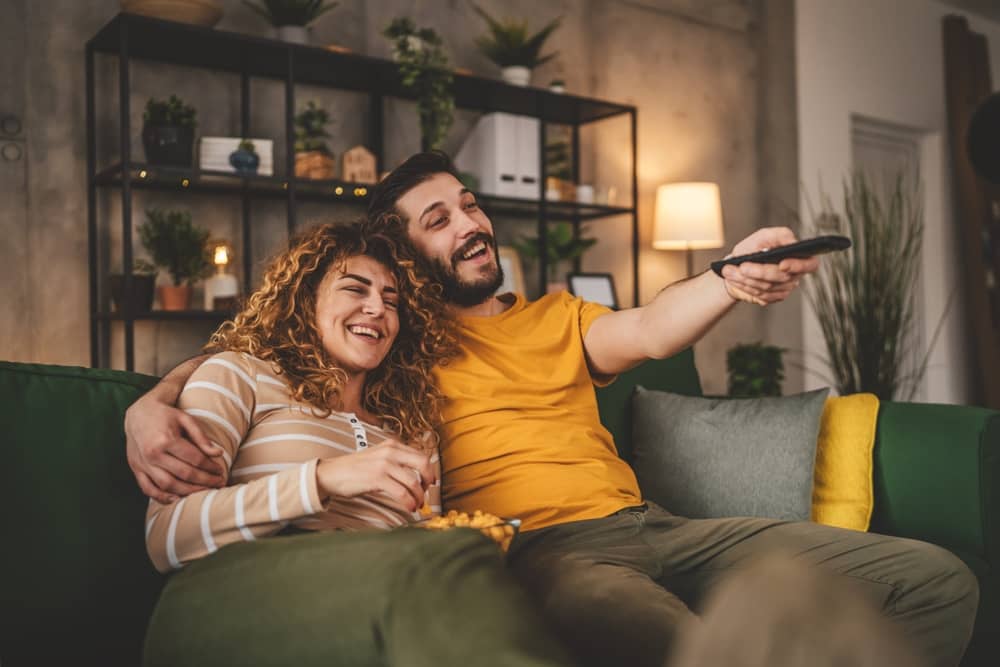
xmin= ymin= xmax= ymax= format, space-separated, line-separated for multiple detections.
xmin=229 ymin=148 xmax=260 ymax=176
xmin=142 ymin=123 xmax=194 ymax=167
xmin=121 ymin=0 xmax=224 ymax=27
xmin=109 ymin=273 xmax=155 ymax=313
xmin=501 ymin=66 xmax=531 ymax=86
xmin=274 ymin=25 xmax=308 ymax=44
xmin=157 ymin=284 xmax=193 ymax=311
xmin=294 ymin=151 xmax=335 ymax=179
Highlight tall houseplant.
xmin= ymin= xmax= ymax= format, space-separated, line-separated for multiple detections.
xmin=243 ymin=0 xmax=338 ymax=43
xmin=138 ymin=208 xmax=214 ymax=311
xmin=142 ymin=94 xmax=197 ymax=167
xmin=805 ymin=170 xmax=931 ymax=400
xmin=383 ymin=17 xmax=454 ymax=152
xmin=472 ymin=4 xmax=561 ymax=86
xmin=513 ymin=222 xmax=596 ymax=292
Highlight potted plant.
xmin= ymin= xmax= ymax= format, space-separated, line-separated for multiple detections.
xmin=242 ymin=0 xmax=338 ymax=44
xmin=383 ymin=17 xmax=454 ymax=152
xmin=472 ymin=4 xmax=562 ymax=86
xmin=727 ymin=342 xmax=786 ymax=397
xmin=545 ymin=130 xmax=575 ymax=201
xmin=229 ymin=138 xmax=260 ymax=176
xmin=294 ymin=101 xmax=335 ymax=179
xmin=142 ymin=94 xmax=197 ymax=167
xmin=138 ymin=207 xmax=214 ymax=311
xmin=513 ymin=222 xmax=596 ymax=293
xmin=109 ymin=259 xmax=157 ymax=314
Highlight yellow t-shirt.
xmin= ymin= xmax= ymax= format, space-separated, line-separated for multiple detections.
xmin=436 ymin=291 xmax=642 ymax=531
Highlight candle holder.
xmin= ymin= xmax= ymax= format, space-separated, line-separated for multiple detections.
xmin=204 ymin=241 xmax=239 ymax=310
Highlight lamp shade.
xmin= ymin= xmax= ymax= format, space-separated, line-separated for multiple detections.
xmin=653 ymin=182 xmax=725 ymax=250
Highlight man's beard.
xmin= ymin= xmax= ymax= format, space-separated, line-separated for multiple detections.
xmin=429 ymin=232 xmax=505 ymax=307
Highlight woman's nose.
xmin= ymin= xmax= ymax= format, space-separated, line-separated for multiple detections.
xmin=362 ymin=294 xmax=385 ymax=316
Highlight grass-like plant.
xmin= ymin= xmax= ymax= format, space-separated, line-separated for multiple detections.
xmin=138 ymin=208 xmax=213 ymax=286
xmin=727 ymin=342 xmax=786 ymax=397
xmin=294 ymin=101 xmax=332 ymax=154
xmin=472 ymin=4 xmax=561 ymax=69
xmin=804 ymin=170 xmax=931 ymax=400
xmin=243 ymin=0 xmax=338 ymax=27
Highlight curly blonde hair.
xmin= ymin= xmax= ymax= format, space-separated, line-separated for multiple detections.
xmin=207 ymin=219 xmax=459 ymax=445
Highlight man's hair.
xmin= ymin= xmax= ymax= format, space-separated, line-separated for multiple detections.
xmin=368 ymin=150 xmax=461 ymax=225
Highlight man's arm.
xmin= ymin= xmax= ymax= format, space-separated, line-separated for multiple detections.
xmin=125 ymin=354 xmax=226 ymax=503
xmin=584 ymin=227 xmax=818 ymax=376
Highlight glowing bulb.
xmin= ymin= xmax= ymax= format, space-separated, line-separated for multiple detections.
xmin=181 ymin=178 xmax=190 ymax=187
xmin=213 ymin=245 xmax=229 ymax=267
xmin=138 ymin=170 xmax=148 ymax=179
xmin=334 ymin=186 xmax=344 ymax=195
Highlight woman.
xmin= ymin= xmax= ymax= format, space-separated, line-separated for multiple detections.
xmin=142 ymin=220 xmax=574 ymax=667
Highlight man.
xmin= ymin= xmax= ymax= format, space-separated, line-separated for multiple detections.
xmin=127 ymin=152 xmax=977 ymax=667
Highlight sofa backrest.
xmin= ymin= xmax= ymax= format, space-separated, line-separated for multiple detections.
xmin=0 ymin=361 xmax=164 ymax=665
xmin=596 ymin=347 xmax=703 ymax=463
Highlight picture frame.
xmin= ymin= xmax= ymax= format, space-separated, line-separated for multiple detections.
xmin=567 ymin=272 xmax=619 ymax=309
xmin=497 ymin=246 xmax=525 ymax=295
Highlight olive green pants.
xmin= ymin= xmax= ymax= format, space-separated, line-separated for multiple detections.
xmin=143 ymin=528 xmax=574 ymax=667
xmin=507 ymin=503 xmax=979 ymax=667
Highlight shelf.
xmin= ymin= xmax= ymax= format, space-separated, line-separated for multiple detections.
xmin=93 ymin=162 xmax=634 ymax=220
xmin=96 ymin=310 xmax=234 ymax=321
xmin=88 ymin=13 xmax=635 ymax=125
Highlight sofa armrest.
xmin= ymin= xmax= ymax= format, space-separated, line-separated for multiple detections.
xmin=870 ymin=401 xmax=1000 ymax=565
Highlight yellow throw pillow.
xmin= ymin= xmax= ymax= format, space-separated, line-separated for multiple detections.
xmin=811 ymin=393 xmax=880 ymax=531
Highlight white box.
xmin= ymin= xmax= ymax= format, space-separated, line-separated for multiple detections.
xmin=199 ymin=137 xmax=274 ymax=176
xmin=455 ymin=113 xmax=540 ymax=200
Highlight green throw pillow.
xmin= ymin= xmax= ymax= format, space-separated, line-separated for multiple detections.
xmin=631 ymin=387 xmax=830 ymax=521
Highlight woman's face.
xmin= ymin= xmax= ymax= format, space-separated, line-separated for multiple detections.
xmin=314 ymin=255 xmax=401 ymax=378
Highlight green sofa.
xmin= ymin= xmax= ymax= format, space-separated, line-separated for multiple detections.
xmin=1 ymin=351 xmax=997 ymax=665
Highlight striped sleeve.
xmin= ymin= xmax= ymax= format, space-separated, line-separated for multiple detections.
xmin=144 ymin=352 xmax=323 ymax=573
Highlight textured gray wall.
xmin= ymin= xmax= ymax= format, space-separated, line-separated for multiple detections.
xmin=1 ymin=0 xmax=799 ymax=393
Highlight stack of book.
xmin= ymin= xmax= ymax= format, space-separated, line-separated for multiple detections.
xmin=199 ymin=137 xmax=274 ymax=176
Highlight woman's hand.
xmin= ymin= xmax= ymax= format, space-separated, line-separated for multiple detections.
xmin=316 ymin=440 xmax=438 ymax=512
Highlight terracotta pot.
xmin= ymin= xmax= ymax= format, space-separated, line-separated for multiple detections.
xmin=157 ymin=284 xmax=193 ymax=311
xmin=295 ymin=151 xmax=336 ymax=180
xmin=121 ymin=0 xmax=224 ymax=27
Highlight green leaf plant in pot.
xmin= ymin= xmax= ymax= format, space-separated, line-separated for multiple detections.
xmin=294 ymin=101 xmax=335 ymax=179
xmin=109 ymin=259 xmax=157 ymax=315
xmin=142 ymin=94 xmax=197 ymax=167
xmin=383 ymin=17 xmax=455 ymax=152
xmin=727 ymin=342 xmax=786 ymax=397
xmin=243 ymin=0 xmax=338 ymax=44
xmin=471 ymin=3 xmax=562 ymax=87
xmin=138 ymin=207 xmax=214 ymax=311
xmin=513 ymin=222 xmax=597 ymax=294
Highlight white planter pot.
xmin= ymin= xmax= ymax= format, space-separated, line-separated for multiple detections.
xmin=274 ymin=25 xmax=308 ymax=44
xmin=501 ymin=66 xmax=531 ymax=87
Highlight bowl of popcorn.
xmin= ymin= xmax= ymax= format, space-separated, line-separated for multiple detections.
xmin=418 ymin=510 xmax=521 ymax=551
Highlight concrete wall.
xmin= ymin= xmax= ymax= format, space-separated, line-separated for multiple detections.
xmin=796 ymin=0 xmax=1000 ymax=404
xmin=2 ymin=0 xmax=793 ymax=394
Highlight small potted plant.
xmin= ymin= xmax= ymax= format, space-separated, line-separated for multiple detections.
xmin=726 ymin=342 xmax=786 ymax=397
xmin=142 ymin=94 xmax=197 ymax=167
xmin=294 ymin=101 xmax=335 ymax=179
xmin=383 ymin=17 xmax=454 ymax=152
xmin=243 ymin=0 xmax=338 ymax=44
xmin=472 ymin=4 xmax=562 ymax=86
xmin=229 ymin=139 xmax=260 ymax=176
xmin=138 ymin=207 xmax=214 ymax=311
xmin=109 ymin=259 xmax=157 ymax=314
xmin=513 ymin=222 xmax=596 ymax=293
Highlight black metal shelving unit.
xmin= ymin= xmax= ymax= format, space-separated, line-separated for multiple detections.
xmin=86 ymin=12 xmax=640 ymax=370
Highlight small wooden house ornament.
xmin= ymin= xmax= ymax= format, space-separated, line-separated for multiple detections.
xmin=342 ymin=145 xmax=377 ymax=184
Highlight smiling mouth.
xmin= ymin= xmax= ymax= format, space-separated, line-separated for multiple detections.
xmin=453 ymin=235 xmax=494 ymax=266
xmin=346 ymin=324 xmax=383 ymax=340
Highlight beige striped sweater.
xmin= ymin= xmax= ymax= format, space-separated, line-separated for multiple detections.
xmin=145 ymin=351 xmax=442 ymax=573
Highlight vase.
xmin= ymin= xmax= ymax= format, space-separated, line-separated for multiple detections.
xmin=228 ymin=148 xmax=259 ymax=176
xmin=109 ymin=273 xmax=155 ymax=313
xmin=501 ymin=66 xmax=531 ymax=86
xmin=294 ymin=151 xmax=335 ymax=179
xmin=157 ymin=284 xmax=193 ymax=311
xmin=120 ymin=0 xmax=224 ymax=27
xmin=274 ymin=25 xmax=308 ymax=44
xmin=142 ymin=123 xmax=194 ymax=167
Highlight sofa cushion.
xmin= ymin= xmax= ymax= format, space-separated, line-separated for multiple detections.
xmin=811 ymin=394 xmax=879 ymax=531
xmin=0 ymin=361 xmax=164 ymax=665
xmin=630 ymin=387 xmax=829 ymax=521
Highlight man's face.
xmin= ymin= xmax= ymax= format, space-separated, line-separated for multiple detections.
xmin=395 ymin=172 xmax=503 ymax=307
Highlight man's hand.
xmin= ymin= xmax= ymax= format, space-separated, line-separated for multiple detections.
xmin=125 ymin=391 xmax=226 ymax=504
xmin=720 ymin=227 xmax=819 ymax=306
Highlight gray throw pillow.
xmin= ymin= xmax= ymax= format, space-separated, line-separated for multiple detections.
xmin=630 ymin=387 xmax=830 ymax=521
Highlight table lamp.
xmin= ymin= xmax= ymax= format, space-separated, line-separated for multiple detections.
xmin=653 ymin=182 xmax=725 ymax=276
xmin=204 ymin=242 xmax=239 ymax=310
